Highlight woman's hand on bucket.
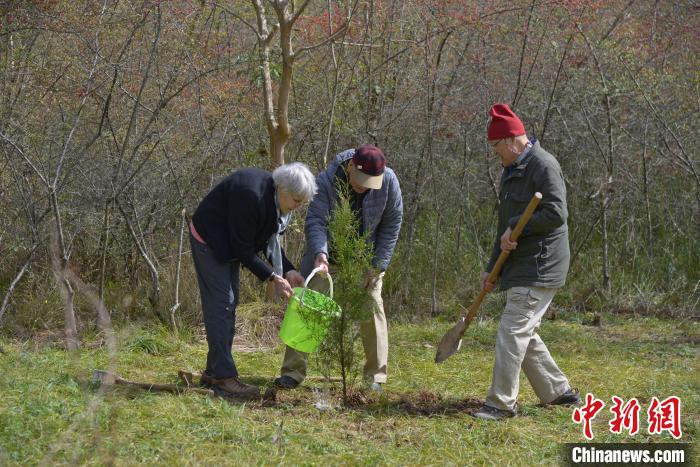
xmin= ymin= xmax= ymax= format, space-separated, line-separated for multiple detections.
xmin=271 ymin=273 xmax=294 ymax=299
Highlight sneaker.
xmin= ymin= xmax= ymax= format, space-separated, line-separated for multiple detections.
xmin=210 ymin=376 xmax=261 ymax=400
xmin=548 ymin=388 xmax=580 ymax=406
xmin=472 ymin=405 xmax=517 ymax=421
xmin=273 ymin=375 xmax=300 ymax=389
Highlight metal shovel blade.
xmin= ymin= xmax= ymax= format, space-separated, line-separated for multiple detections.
xmin=434 ymin=192 xmax=543 ymax=364
xmin=435 ymin=317 xmax=465 ymax=363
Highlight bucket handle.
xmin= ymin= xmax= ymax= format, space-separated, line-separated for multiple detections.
xmin=300 ymin=266 xmax=334 ymax=305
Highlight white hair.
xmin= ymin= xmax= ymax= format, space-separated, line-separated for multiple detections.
xmin=272 ymin=162 xmax=317 ymax=202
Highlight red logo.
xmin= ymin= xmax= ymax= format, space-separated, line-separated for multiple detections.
xmin=572 ymin=394 xmax=682 ymax=440
xmin=609 ymin=396 xmax=641 ymax=436
xmin=572 ymin=393 xmax=605 ymax=440
xmin=647 ymin=396 xmax=682 ymax=439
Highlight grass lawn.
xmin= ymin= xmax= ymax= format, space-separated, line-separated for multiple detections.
xmin=1 ymin=313 xmax=697 ymax=465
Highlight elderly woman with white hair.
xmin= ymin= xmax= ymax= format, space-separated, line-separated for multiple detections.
xmin=189 ymin=162 xmax=317 ymax=399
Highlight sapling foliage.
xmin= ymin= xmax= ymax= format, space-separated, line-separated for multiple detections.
xmin=316 ymin=182 xmax=374 ymax=404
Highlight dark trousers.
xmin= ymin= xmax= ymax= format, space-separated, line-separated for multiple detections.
xmin=190 ymin=233 xmax=240 ymax=378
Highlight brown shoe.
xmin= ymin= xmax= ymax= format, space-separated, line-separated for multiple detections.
xmin=198 ymin=371 xmax=214 ymax=389
xmin=208 ymin=376 xmax=261 ymax=400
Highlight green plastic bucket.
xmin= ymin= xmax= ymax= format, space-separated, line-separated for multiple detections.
xmin=279 ymin=268 xmax=340 ymax=353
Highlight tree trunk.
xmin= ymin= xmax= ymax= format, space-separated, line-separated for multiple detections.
xmin=601 ymin=195 xmax=611 ymax=294
xmin=60 ymin=277 xmax=79 ymax=351
xmin=430 ymin=213 xmax=441 ymax=316
xmin=642 ymin=121 xmax=653 ymax=257
xmin=117 ymin=198 xmax=163 ymax=321
xmin=579 ymin=25 xmax=614 ymax=296
xmin=50 ymin=190 xmax=80 ymax=350
xmin=339 ymin=308 xmax=348 ymax=405
xmin=169 ymin=208 xmax=186 ymax=333
xmin=98 ymin=199 xmax=111 ymax=302
xmin=0 ymin=245 xmax=37 ymax=324
xmin=251 ymin=0 xmax=312 ymax=167
xmin=322 ymin=0 xmax=341 ymax=166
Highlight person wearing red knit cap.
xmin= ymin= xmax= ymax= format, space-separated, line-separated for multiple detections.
xmin=473 ymin=103 xmax=579 ymax=421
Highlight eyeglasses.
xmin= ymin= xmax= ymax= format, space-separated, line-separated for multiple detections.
xmin=488 ymin=139 xmax=503 ymax=148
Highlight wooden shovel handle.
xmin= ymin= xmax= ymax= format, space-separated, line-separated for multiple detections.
xmin=459 ymin=192 xmax=542 ymax=334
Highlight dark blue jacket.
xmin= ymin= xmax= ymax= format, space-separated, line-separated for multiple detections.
xmin=192 ymin=168 xmax=295 ymax=281
xmin=301 ymin=149 xmax=403 ymax=276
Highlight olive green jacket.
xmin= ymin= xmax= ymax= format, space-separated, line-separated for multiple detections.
xmin=485 ymin=141 xmax=570 ymax=290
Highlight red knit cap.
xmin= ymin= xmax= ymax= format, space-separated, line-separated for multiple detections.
xmin=487 ymin=103 xmax=526 ymax=140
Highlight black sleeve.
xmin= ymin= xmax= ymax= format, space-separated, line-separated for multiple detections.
xmin=227 ymin=191 xmax=274 ymax=281
xmin=281 ymin=247 xmax=295 ymax=274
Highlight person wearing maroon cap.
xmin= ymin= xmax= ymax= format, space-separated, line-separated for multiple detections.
xmin=473 ymin=103 xmax=579 ymax=420
xmin=274 ymin=144 xmax=403 ymax=391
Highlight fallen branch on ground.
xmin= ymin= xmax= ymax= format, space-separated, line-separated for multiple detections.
xmin=92 ymin=370 xmax=214 ymax=396
xmin=177 ymin=369 xmax=342 ymax=385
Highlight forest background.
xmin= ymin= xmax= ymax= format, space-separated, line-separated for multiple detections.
xmin=1 ymin=1 xmax=698 ymax=464
xmin=0 ymin=0 xmax=698 ymax=346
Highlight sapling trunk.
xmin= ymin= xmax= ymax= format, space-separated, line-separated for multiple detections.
xmin=316 ymin=183 xmax=374 ymax=405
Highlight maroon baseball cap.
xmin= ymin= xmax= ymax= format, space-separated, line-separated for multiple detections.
xmin=352 ymin=144 xmax=385 ymax=189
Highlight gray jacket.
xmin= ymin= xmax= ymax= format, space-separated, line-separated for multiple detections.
xmin=485 ymin=141 xmax=570 ymax=289
xmin=301 ymin=149 xmax=403 ymax=276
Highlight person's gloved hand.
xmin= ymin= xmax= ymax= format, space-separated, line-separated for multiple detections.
xmin=285 ymin=270 xmax=304 ymax=288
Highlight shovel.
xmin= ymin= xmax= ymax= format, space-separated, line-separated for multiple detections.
xmin=435 ymin=192 xmax=542 ymax=363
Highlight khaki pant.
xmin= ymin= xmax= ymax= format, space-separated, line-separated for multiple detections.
xmin=485 ymin=286 xmax=570 ymax=412
xmin=280 ymin=271 xmax=388 ymax=384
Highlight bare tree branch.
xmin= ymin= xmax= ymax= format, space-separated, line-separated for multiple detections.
xmin=0 ymin=244 xmax=37 ymax=324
